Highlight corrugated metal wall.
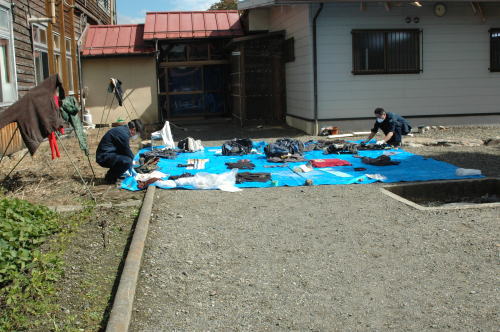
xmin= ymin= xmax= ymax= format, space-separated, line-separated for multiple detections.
xmin=0 ymin=123 xmax=23 ymax=157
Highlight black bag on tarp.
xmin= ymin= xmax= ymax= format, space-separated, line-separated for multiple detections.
xmin=222 ymin=138 xmax=253 ymax=156
xmin=264 ymin=138 xmax=304 ymax=158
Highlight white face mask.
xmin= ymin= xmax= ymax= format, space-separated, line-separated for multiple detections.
xmin=376 ymin=117 xmax=385 ymax=123
xmin=131 ymin=134 xmax=139 ymax=140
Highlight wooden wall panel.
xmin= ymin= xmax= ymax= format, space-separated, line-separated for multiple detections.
xmin=0 ymin=123 xmax=23 ymax=157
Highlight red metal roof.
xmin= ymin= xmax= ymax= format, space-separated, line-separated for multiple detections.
xmin=82 ymin=24 xmax=155 ymax=57
xmin=143 ymin=10 xmax=244 ymax=40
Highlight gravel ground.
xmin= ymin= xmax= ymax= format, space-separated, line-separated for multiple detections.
xmin=130 ymin=124 xmax=499 ymax=331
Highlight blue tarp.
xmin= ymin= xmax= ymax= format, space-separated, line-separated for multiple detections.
xmin=121 ymin=141 xmax=483 ymax=191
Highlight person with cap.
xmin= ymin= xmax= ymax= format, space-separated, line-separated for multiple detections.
xmin=362 ymin=108 xmax=412 ymax=146
xmin=96 ymin=119 xmax=144 ymax=184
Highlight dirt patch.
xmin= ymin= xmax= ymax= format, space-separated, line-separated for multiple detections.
xmin=48 ymin=206 xmax=139 ymax=331
xmin=0 ymin=129 xmax=144 ymax=206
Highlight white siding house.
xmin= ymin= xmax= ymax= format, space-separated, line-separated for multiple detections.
xmin=240 ymin=0 xmax=500 ymax=134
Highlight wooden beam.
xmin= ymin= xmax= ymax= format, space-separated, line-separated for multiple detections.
xmin=58 ymin=0 xmax=69 ymax=91
xmin=384 ymin=2 xmax=391 ymax=11
xmin=69 ymin=0 xmax=79 ymax=98
xmin=45 ymin=0 xmax=55 ymax=75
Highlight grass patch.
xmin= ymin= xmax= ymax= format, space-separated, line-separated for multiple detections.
xmin=0 ymin=196 xmax=94 ymax=331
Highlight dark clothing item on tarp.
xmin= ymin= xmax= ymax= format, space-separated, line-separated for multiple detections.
xmin=140 ymin=148 xmax=177 ymax=160
xmin=135 ymin=157 xmax=159 ymax=174
xmin=0 ymin=74 xmax=65 ymax=155
xmin=267 ymin=154 xmax=306 ymax=163
xmin=361 ymin=155 xmax=400 ymax=166
xmin=108 ymin=78 xmax=124 ymax=106
xmin=236 ymin=172 xmax=271 ymax=184
xmin=137 ymin=177 xmax=161 ymax=190
xmin=226 ymin=159 xmax=255 ymax=170
xmin=168 ymin=173 xmax=194 ymax=180
xmin=324 ymin=142 xmax=359 ymax=155
xmin=371 ymin=112 xmax=411 ymax=145
xmin=96 ymin=125 xmax=134 ymax=183
xmin=265 ymin=138 xmax=304 ymax=158
xmin=60 ymin=96 xmax=89 ymax=155
xmin=222 ymin=138 xmax=253 ymax=156
xmin=304 ymin=140 xmax=344 ymax=152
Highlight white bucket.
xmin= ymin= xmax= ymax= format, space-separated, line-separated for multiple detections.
xmin=83 ymin=113 xmax=93 ymax=125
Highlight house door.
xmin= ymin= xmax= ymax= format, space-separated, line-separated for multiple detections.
xmin=230 ymin=33 xmax=286 ymax=125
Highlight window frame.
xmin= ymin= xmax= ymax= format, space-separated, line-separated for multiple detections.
xmin=490 ymin=28 xmax=500 ymax=72
xmin=0 ymin=0 xmax=17 ymax=106
xmin=351 ymin=29 xmax=422 ymax=75
xmin=98 ymin=0 xmax=110 ymax=12
xmin=33 ymin=24 xmax=50 ymax=85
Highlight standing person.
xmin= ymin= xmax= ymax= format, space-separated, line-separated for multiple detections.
xmin=362 ymin=108 xmax=412 ymax=146
xmin=96 ymin=119 xmax=144 ymax=184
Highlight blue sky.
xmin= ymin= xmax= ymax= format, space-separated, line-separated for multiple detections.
xmin=117 ymin=0 xmax=218 ymax=24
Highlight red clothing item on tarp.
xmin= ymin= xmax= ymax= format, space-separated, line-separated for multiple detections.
xmin=310 ymin=159 xmax=352 ymax=168
xmin=48 ymin=96 xmax=64 ymax=159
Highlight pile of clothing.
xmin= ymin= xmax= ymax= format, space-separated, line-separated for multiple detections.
xmin=222 ymin=138 xmax=253 ymax=156
xmin=265 ymin=138 xmax=306 ymax=162
xmin=140 ymin=148 xmax=177 ymax=160
xmin=178 ymin=137 xmax=203 ymax=152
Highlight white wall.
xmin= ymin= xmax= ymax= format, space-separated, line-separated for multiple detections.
xmin=316 ymin=2 xmax=500 ymax=119
xmin=268 ymin=5 xmax=314 ymax=119
xmin=82 ymin=56 xmax=158 ymax=125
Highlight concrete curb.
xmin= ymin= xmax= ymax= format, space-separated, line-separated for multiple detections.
xmin=105 ymin=185 xmax=156 ymax=332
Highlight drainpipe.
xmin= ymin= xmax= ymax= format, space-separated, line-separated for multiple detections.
xmin=312 ymin=3 xmax=324 ymax=136
xmin=27 ymin=0 xmax=56 ymax=24
xmin=154 ymin=39 xmax=162 ymax=124
xmin=77 ymin=23 xmax=89 ymax=120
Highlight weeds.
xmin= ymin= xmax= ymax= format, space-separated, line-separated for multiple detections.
xmin=0 ymin=197 xmax=94 ymax=331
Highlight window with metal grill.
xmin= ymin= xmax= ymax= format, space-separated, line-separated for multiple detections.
xmin=352 ymin=29 xmax=421 ymax=75
xmin=490 ymin=29 xmax=500 ymax=72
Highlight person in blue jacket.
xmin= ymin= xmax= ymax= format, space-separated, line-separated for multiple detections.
xmin=96 ymin=119 xmax=144 ymax=184
xmin=362 ymin=108 xmax=412 ymax=146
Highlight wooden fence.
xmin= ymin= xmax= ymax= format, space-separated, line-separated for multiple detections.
xmin=0 ymin=123 xmax=23 ymax=157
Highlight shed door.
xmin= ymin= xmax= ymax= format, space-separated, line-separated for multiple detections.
xmin=230 ymin=34 xmax=286 ymax=125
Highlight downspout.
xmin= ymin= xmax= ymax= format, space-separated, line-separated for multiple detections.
xmin=154 ymin=39 xmax=162 ymax=124
xmin=77 ymin=23 xmax=89 ymax=120
xmin=312 ymin=3 xmax=324 ymax=136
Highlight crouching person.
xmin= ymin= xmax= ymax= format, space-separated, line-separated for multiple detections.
xmin=362 ymin=108 xmax=412 ymax=147
xmin=96 ymin=119 xmax=144 ymax=184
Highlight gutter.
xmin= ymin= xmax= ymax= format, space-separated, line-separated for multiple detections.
xmin=154 ymin=39 xmax=162 ymax=123
xmin=312 ymin=3 xmax=324 ymax=135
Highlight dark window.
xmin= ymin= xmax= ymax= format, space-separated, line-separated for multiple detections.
xmin=352 ymin=30 xmax=421 ymax=74
xmin=490 ymin=29 xmax=500 ymax=72
xmin=283 ymin=37 xmax=295 ymax=63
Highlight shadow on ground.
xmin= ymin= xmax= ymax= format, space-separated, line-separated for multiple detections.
xmin=170 ymin=122 xmax=304 ymax=143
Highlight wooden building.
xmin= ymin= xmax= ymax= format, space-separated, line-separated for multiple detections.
xmin=0 ymin=0 xmax=116 ymax=156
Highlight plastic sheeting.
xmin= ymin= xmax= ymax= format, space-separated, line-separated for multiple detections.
xmin=121 ymin=141 xmax=484 ymax=191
